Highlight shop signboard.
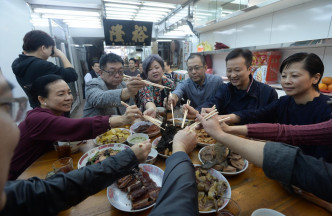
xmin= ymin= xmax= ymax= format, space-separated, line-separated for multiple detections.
xmin=103 ymin=19 xmax=153 ymax=46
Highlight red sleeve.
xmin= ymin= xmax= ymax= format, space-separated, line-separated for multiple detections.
xmin=247 ymin=119 xmax=332 ymax=146
xmin=26 ymin=111 xmax=109 ymax=141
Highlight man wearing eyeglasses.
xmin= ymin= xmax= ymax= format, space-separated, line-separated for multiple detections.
xmin=167 ymin=54 xmax=223 ymax=109
xmin=83 ymin=53 xmax=146 ymax=117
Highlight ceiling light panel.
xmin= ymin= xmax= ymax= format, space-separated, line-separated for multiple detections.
xmin=104 ymin=3 xmax=138 ymax=9
xmin=34 ymin=8 xmax=100 ymax=16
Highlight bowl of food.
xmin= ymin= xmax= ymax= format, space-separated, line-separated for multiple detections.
xmin=167 ymin=118 xmax=193 ymax=128
xmin=77 ymin=143 xmax=129 ymax=168
xmin=194 ymin=165 xmax=231 ymax=213
xmin=196 ymin=129 xmax=216 ymax=146
xmin=130 ymin=121 xmax=160 ymax=137
xmin=145 ymin=148 xmax=158 ymax=164
xmin=94 ymin=128 xmax=131 ymax=146
xmin=198 ymin=144 xmax=248 ymax=176
xmin=127 ymin=133 xmax=149 ymax=146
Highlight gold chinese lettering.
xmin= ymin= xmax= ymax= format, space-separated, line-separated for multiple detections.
xmin=109 ymin=24 xmax=125 ymax=42
xmin=132 ymin=25 xmax=148 ymax=43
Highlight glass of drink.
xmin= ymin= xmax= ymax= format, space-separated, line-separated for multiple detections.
xmin=52 ymin=157 xmax=73 ymax=174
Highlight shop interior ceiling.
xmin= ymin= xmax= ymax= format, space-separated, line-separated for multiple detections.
xmin=26 ymin=0 xmax=257 ymax=45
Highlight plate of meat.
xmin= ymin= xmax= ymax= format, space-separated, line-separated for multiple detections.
xmin=77 ymin=143 xmax=129 ymax=169
xmin=130 ymin=121 xmax=160 ymax=137
xmin=198 ymin=144 xmax=248 ymax=176
xmin=195 ymin=165 xmax=231 ymax=213
xmin=107 ymin=164 xmax=163 ymax=212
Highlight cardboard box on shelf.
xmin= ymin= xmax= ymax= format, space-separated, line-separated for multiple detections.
xmin=251 ymin=51 xmax=281 ymax=84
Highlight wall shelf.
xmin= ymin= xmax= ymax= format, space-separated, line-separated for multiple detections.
xmin=192 ymin=38 xmax=332 ymax=55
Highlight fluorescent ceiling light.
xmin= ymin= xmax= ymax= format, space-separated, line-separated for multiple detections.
xmin=138 ymin=10 xmax=168 ymax=15
xmin=106 ymin=15 xmax=134 ymax=18
xmin=135 ymin=14 xmax=164 ymax=18
xmin=34 ymin=8 xmax=99 ymax=16
xmin=140 ymin=7 xmax=171 ymax=12
xmin=142 ymin=2 xmax=176 ymax=8
xmin=106 ymin=17 xmax=133 ymax=20
xmin=42 ymin=14 xmax=99 ymax=20
xmin=103 ymin=0 xmax=141 ymax=5
xmin=105 ymin=8 xmax=137 ymax=12
xmin=107 ymin=11 xmax=136 ymax=16
xmin=104 ymin=3 xmax=138 ymax=9
xmin=156 ymin=39 xmax=172 ymax=42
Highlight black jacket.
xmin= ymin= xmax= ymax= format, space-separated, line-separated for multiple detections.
xmin=1 ymin=149 xmax=139 ymax=216
xmin=12 ymin=55 xmax=78 ymax=108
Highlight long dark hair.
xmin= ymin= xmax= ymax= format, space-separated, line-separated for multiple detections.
xmin=30 ymin=75 xmax=63 ymax=107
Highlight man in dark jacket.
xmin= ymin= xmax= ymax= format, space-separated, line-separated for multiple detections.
xmin=12 ymin=30 xmax=77 ymax=108
xmin=186 ymin=48 xmax=278 ymax=117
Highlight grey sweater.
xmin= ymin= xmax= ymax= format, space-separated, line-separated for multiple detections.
xmin=83 ymin=77 xmax=134 ymax=117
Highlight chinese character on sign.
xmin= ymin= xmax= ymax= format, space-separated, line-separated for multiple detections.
xmin=109 ymin=24 xmax=125 ymax=42
xmin=132 ymin=25 xmax=148 ymax=43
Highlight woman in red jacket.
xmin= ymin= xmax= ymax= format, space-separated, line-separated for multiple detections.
xmin=9 ymin=74 xmax=142 ymax=180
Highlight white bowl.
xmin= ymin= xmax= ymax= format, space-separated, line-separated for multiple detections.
xmin=130 ymin=121 xmax=160 ymax=138
xmin=145 ymin=148 xmax=158 ymax=164
xmin=251 ymin=208 xmax=285 ymax=216
xmin=126 ymin=133 xmax=149 ymax=146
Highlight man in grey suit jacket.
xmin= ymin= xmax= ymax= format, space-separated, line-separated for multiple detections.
xmin=84 ymin=53 xmax=146 ymax=117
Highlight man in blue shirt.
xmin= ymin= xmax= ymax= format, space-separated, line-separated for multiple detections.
xmin=186 ymin=48 xmax=278 ymax=118
xmin=168 ymin=53 xmax=223 ymax=109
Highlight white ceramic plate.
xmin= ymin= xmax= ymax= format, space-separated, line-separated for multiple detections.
xmin=77 ymin=143 xmax=129 ymax=169
xmin=107 ymin=164 xmax=164 ymax=212
xmin=152 ymin=136 xmax=169 ymax=158
xmin=94 ymin=128 xmax=131 ymax=146
xmin=198 ymin=145 xmax=249 ymax=176
xmin=130 ymin=121 xmax=160 ymax=138
xmin=194 ymin=164 xmax=231 ymax=213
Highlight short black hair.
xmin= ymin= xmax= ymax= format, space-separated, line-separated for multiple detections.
xmin=226 ymin=48 xmax=253 ymax=69
xmin=142 ymin=54 xmax=164 ymax=79
xmin=129 ymin=58 xmax=136 ymax=63
xmin=22 ymin=30 xmax=55 ymax=52
xmin=99 ymin=53 xmax=124 ymax=70
xmin=186 ymin=53 xmax=205 ymax=66
xmin=30 ymin=75 xmax=63 ymax=107
xmin=92 ymin=60 xmax=99 ymax=66
xmin=164 ymin=61 xmax=172 ymax=67
xmin=280 ymin=53 xmax=324 ymax=91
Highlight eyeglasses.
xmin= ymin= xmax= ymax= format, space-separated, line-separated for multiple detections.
xmin=101 ymin=68 xmax=124 ymax=76
xmin=0 ymin=97 xmax=28 ymax=123
xmin=187 ymin=65 xmax=204 ymax=73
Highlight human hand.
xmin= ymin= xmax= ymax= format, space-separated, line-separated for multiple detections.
xmin=201 ymin=107 xmax=215 ymax=114
xmin=166 ymin=94 xmax=178 ymax=110
xmin=183 ymin=104 xmax=198 ymax=119
xmin=122 ymin=105 xmax=142 ymax=125
xmin=143 ymin=107 xmax=156 ymax=118
xmin=126 ymin=77 xmax=146 ymax=96
xmin=131 ymin=140 xmax=151 ymax=163
xmin=172 ymin=127 xmax=197 ymax=154
xmin=52 ymin=47 xmax=64 ymax=57
xmin=196 ymin=114 xmax=223 ymax=139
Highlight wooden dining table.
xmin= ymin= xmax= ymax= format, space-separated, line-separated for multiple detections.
xmin=18 ymin=133 xmax=330 ymax=216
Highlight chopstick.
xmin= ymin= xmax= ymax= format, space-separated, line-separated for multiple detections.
xmin=143 ymin=115 xmax=165 ymax=130
xmin=121 ymin=101 xmax=129 ymax=107
xmin=181 ymin=99 xmax=191 ymax=128
xmin=169 ymin=93 xmax=175 ymax=126
xmin=123 ymin=75 xmax=171 ymax=90
xmin=189 ymin=108 xmax=219 ymax=129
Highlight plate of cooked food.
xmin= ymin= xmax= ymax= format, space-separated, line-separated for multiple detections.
xmin=152 ymin=136 xmax=171 ymax=158
xmin=77 ymin=143 xmax=129 ymax=169
xmin=198 ymin=144 xmax=248 ymax=176
xmin=167 ymin=118 xmax=194 ymax=128
xmin=94 ymin=128 xmax=131 ymax=146
xmin=196 ymin=129 xmax=217 ymax=146
xmin=194 ymin=165 xmax=231 ymax=213
xmin=107 ymin=164 xmax=163 ymax=212
xmin=130 ymin=121 xmax=160 ymax=137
